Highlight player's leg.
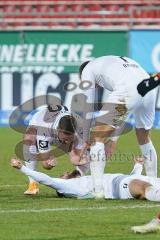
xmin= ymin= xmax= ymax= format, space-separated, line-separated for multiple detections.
xmin=129 ymin=179 xmax=160 ymax=201
xmin=136 ymin=129 xmax=157 ymax=177
xmin=90 ymin=141 xmax=106 ymax=197
xmin=89 ymin=101 xmax=128 ymax=198
xmin=23 ymin=127 xmax=39 ymax=195
xmin=134 ymin=89 xmax=157 ymax=177
xmin=90 ymin=123 xmax=116 ymax=197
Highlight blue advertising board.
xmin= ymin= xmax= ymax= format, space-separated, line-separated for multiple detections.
xmin=1 ymin=30 xmax=160 ymax=129
xmin=130 ymin=30 xmax=160 ymax=74
xmin=0 ymin=70 xmax=160 ymax=129
xmin=130 ymin=30 xmax=160 ymax=129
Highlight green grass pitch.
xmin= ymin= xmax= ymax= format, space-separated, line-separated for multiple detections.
xmin=0 ymin=127 xmax=160 ymax=240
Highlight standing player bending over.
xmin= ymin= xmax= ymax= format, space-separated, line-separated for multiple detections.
xmin=11 ymin=157 xmax=160 ymax=203
xmin=22 ymin=105 xmax=88 ymax=195
xmin=78 ymin=55 xmax=158 ymax=198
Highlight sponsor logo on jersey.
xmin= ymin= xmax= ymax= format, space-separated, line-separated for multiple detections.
xmin=39 ymin=140 xmax=49 ymax=150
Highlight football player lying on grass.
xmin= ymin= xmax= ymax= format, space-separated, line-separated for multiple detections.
xmin=11 ymin=156 xmax=160 ymax=201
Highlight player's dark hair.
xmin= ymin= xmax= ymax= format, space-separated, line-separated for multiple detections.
xmin=58 ymin=115 xmax=77 ymax=135
xmin=79 ymin=61 xmax=90 ymax=79
xmin=48 ymin=104 xmax=68 ymax=112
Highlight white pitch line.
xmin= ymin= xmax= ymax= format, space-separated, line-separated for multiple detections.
xmin=0 ymin=184 xmax=26 ymax=188
xmin=1 ymin=204 xmax=160 ymax=214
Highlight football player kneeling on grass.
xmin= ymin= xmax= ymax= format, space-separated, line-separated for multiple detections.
xmin=17 ymin=104 xmax=89 ymax=195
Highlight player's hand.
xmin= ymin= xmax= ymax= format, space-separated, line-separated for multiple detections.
xmin=70 ymin=147 xmax=90 ymax=166
xmin=42 ymin=158 xmax=57 ymax=170
xmin=11 ymin=157 xmax=23 ymax=169
xmin=104 ymin=140 xmax=117 ymax=159
xmin=133 ymin=156 xmax=144 ymax=165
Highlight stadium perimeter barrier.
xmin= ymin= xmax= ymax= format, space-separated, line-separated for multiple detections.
xmin=0 ymin=30 xmax=160 ymax=128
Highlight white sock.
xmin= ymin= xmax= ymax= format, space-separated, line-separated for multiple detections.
xmin=23 ymin=144 xmax=38 ymax=183
xmin=140 ymin=141 xmax=157 ymax=177
xmin=90 ymin=142 xmax=106 ymax=193
xmin=145 ymin=186 xmax=160 ymax=202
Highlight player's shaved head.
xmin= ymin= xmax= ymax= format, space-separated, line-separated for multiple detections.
xmin=79 ymin=61 xmax=90 ymax=79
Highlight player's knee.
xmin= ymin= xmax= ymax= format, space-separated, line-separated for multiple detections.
xmin=90 ymin=124 xmax=115 ymax=142
xmin=135 ymin=128 xmax=150 ymax=145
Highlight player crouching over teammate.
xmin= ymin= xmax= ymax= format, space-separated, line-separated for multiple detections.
xmin=21 ymin=104 xmax=88 ymax=195
xmin=11 ymin=157 xmax=160 ymax=203
xmin=78 ymin=56 xmax=159 ymax=199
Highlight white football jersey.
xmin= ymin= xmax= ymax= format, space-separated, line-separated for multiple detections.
xmin=28 ymin=105 xmax=82 ymax=153
xmin=80 ymin=55 xmax=156 ymax=140
xmin=81 ymin=55 xmax=149 ymax=92
xmin=20 ymin=165 xmax=160 ymax=200
xmin=55 ymin=173 xmax=124 ymax=198
xmin=54 ymin=173 xmax=160 ymax=200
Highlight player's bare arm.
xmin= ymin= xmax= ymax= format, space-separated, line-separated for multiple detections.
xmin=23 ymin=126 xmax=37 ymax=144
